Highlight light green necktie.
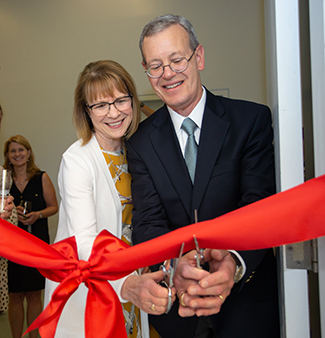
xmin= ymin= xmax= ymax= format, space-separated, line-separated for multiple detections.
xmin=181 ymin=118 xmax=198 ymax=183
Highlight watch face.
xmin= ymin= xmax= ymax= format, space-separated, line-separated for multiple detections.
xmin=234 ymin=265 xmax=244 ymax=283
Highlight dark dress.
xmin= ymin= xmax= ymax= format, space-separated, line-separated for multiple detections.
xmin=8 ymin=171 xmax=49 ymax=292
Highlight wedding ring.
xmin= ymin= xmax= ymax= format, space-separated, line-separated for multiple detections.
xmin=218 ymin=294 xmax=224 ymax=303
xmin=150 ymin=303 xmax=156 ymax=311
xmin=179 ymin=292 xmax=186 ymax=307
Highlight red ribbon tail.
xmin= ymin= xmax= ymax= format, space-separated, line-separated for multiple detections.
xmin=85 ymin=280 xmax=128 ymax=338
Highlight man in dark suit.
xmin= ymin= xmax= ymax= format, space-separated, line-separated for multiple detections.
xmin=126 ymin=14 xmax=280 ymax=338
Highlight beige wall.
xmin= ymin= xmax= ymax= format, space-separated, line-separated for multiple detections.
xmin=0 ymin=0 xmax=266 ymax=241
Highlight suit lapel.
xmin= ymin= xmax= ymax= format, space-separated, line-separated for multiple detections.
xmin=192 ymin=93 xmax=230 ymax=215
xmin=148 ymin=93 xmax=230 ymax=220
xmin=149 ymin=106 xmax=193 ymax=217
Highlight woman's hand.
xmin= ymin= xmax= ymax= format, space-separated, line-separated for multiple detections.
xmin=16 ymin=205 xmax=26 ymax=223
xmin=121 ymin=270 xmax=176 ymax=315
xmin=0 ymin=195 xmax=14 ymax=219
xmin=16 ymin=205 xmax=40 ymax=225
xmin=22 ymin=211 xmax=41 ymax=225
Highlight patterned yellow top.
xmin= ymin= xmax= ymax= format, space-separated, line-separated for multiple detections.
xmin=102 ymin=148 xmax=133 ymax=244
xmin=101 ymin=147 xmax=159 ymax=338
xmin=101 ymin=147 xmax=140 ymax=338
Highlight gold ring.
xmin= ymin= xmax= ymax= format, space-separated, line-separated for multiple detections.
xmin=150 ymin=303 xmax=156 ymax=311
xmin=218 ymin=294 xmax=224 ymax=303
xmin=179 ymin=292 xmax=186 ymax=307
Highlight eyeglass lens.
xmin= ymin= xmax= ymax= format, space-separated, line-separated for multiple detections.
xmin=147 ymin=49 xmax=196 ymax=78
xmin=148 ymin=59 xmax=188 ymax=78
xmin=91 ymin=97 xmax=132 ymax=116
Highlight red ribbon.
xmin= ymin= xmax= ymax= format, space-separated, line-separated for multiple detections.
xmin=1 ymin=175 xmax=325 ymax=338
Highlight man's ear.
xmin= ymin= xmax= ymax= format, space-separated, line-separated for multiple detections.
xmin=196 ymin=45 xmax=205 ymax=71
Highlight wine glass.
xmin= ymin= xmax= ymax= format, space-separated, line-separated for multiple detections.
xmin=0 ymin=169 xmax=11 ymax=214
xmin=20 ymin=200 xmax=32 ymax=232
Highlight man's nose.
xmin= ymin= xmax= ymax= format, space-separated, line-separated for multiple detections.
xmin=162 ymin=64 xmax=176 ymax=79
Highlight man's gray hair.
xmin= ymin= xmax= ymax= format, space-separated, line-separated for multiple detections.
xmin=139 ymin=14 xmax=200 ymax=64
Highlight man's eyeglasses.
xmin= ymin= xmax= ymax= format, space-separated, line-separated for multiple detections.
xmin=145 ymin=48 xmax=197 ymax=79
xmin=87 ymin=94 xmax=133 ymax=117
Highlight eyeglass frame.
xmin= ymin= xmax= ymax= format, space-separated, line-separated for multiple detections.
xmin=86 ymin=94 xmax=133 ymax=116
xmin=145 ymin=48 xmax=197 ymax=79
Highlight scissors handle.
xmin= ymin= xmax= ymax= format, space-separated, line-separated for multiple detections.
xmin=158 ymin=242 xmax=185 ymax=313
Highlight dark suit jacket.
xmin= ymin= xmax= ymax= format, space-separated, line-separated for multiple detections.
xmin=126 ymin=89 xmax=280 ymax=338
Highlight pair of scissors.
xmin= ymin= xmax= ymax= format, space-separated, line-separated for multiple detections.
xmin=193 ymin=210 xmax=204 ymax=269
xmin=159 ymin=242 xmax=185 ymax=313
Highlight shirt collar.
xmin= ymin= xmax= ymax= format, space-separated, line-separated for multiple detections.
xmin=168 ymin=86 xmax=206 ymax=131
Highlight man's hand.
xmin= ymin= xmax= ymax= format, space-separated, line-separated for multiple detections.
xmin=173 ymin=250 xmax=209 ymax=317
xmin=174 ymin=249 xmax=236 ymax=317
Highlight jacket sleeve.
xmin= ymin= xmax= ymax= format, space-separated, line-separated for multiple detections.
xmin=58 ymin=150 xmax=98 ymax=261
xmin=126 ymin=139 xmax=172 ymax=246
xmin=58 ymin=147 xmax=134 ymax=301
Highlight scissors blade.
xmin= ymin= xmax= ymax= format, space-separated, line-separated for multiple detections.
xmin=173 ymin=242 xmax=184 ymax=273
xmin=169 ymin=242 xmax=184 ymax=287
xmin=193 ymin=235 xmax=204 ymax=268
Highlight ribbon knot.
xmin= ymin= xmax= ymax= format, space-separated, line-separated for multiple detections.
xmin=77 ymin=260 xmax=91 ymax=283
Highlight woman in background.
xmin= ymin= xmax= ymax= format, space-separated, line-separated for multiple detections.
xmin=3 ymin=135 xmax=58 ymax=338
xmin=44 ymin=60 xmax=172 ymax=338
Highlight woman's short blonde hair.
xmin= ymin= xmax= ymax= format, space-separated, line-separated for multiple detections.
xmin=74 ymin=60 xmax=141 ymax=145
xmin=3 ymin=135 xmax=41 ymax=179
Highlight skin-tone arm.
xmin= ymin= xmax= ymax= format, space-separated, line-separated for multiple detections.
xmin=0 ymin=195 xmax=14 ymax=219
xmin=121 ymin=269 xmax=176 ymax=315
xmin=174 ymin=249 xmax=236 ymax=317
xmin=17 ymin=173 xmax=58 ymax=225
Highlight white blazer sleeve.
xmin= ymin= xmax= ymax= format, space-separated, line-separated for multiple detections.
xmin=58 ymin=149 xmax=99 ymax=260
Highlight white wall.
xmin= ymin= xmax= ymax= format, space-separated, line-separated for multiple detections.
xmin=0 ymin=0 xmax=267 ymax=241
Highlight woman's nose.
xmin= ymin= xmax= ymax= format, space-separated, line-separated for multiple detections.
xmin=107 ymin=105 xmax=121 ymax=118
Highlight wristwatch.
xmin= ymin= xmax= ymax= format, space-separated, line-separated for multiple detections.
xmin=234 ymin=264 xmax=244 ymax=283
xmin=230 ymin=253 xmax=244 ymax=283
xmin=39 ymin=211 xmax=43 ymax=219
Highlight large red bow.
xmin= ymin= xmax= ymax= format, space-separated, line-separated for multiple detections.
xmin=1 ymin=175 xmax=325 ymax=338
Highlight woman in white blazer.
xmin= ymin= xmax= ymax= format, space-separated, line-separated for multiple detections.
xmin=44 ymin=60 xmax=174 ymax=338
